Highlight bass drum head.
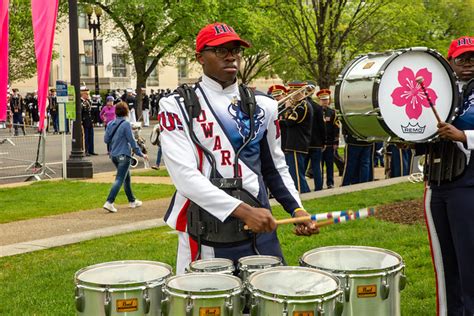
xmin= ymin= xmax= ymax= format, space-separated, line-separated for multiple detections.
xmin=301 ymin=246 xmax=402 ymax=274
xmin=248 ymin=266 xmax=339 ymax=298
xmin=75 ymin=260 xmax=172 ymax=288
xmin=377 ymin=48 xmax=458 ymax=142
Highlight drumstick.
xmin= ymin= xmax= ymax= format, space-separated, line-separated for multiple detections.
xmin=415 ymin=76 xmax=442 ymax=124
xmin=243 ymin=207 xmax=376 ymax=230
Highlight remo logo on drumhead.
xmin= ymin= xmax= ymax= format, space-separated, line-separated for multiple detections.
xmin=378 ymin=50 xmax=455 ymax=142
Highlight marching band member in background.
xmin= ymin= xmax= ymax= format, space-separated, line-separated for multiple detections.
xmin=10 ymin=88 xmax=25 ymax=136
xmin=268 ymin=84 xmax=289 ymax=152
xmin=305 ymin=87 xmax=326 ymax=191
xmin=159 ymin=22 xmax=318 ymax=274
xmin=280 ymin=81 xmax=314 ymax=193
xmin=80 ymin=86 xmax=97 ymax=156
xmin=318 ymin=89 xmax=339 ymax=189
xmin=423 ymin=36 xmax=474 ymax=315
xmin=341 ymin=127 xmax=374 ymax=186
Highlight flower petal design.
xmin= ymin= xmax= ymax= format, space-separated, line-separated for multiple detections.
xmin=397 ymin=67 xmax=415 ymax=87
xmin=415 ymin=68 xmax=432 ymax=87
xmin=391 ymin=87 xmax=410 ymax=107
xmin=419 ymin=88 xmax=438 ymax=108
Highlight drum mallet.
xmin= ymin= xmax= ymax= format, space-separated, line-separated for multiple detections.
xmin=415 ymin=76 xmax=442 ymax=124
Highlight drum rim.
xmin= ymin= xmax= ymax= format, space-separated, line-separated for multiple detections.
xmin=247 ymin=266 xmax=341 ymax=301
xmin=300 ymin=245 xmax=404 ymax=275
xmin=165 ymin=273 xmax=242 ymax=297
xmin=188 ymin=258 xmax=235 ymax=273
xmin=336 ymin=47 xmax=460 ymax=143
xmin=237 ymin=255 xmax=283 ymax=271
xmin=74 ymin=260 xmax=173 ymax=289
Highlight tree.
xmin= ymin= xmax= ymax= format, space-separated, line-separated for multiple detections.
xmin=80 ymin=0 xmax=212 ymax=120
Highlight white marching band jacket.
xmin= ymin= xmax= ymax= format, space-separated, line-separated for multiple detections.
xmin=158 ymin=75 xmax=303 ymax=232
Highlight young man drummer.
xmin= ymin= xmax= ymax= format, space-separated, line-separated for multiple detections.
xmin=159 ymin=23 xmax=318 ymax=274
xmin=423 ymin=36 xmax=474 ymax=315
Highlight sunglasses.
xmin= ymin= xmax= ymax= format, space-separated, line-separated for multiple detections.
xmin=453 ymin=56 xmax=474 ymax=66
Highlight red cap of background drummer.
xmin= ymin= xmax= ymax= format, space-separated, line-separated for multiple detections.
xmin=196 ymin=23 xmax=251 ymax=53
xmin=447 ymin=36 xmax=474 ymax=59
xmin=316 ymin=89 xmax=331 ymax=100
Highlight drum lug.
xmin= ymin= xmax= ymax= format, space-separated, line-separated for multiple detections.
xmin=143 ymin=288 xmax=151 ymax=314
xmin=185 ymin=296 xmax=194 ymax=316
xmin=282 ymin=300 xmax=289 ymax=316
xmin=344 ymin=275 xmax=351 ymax=302
xmin=315 ymin=301 xmax=325 ymax=316
xmin=74 ymin=286 xmax=85 ymax=313
xmin=161 ymin=296 xmax=169 ymax=316
xmin=104 ymin=289 xmax=112 ymax=316
xmin=381 ymin=273 xmax=390 ymax=300
xmin=225 ymin=295 xmax=234 ymax=314
xmin=335 ymin=294 xmax=344 ymax=316
xmin=399 ymin=266 xmax=407 ymax=291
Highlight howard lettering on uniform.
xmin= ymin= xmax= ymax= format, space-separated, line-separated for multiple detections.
xmin=401 ymin=122 xmax=426 ymax=134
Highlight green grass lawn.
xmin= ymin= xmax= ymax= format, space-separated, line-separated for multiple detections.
xmin=131 ymin=168 xmax=169 ymax=177
xmin=0 ymin=181 xmax=175 ymax=223
xmin=0 ymin=182 xmax=434 ymax=315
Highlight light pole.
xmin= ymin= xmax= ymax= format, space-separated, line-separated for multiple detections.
xmin=85 ymin=5 xmax=102 ymax=97
xmin=66 ymin=0 xmax=93 ymax=178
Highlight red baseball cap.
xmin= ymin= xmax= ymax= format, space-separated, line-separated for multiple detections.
xmin=196 ymin=22 xmax=250 ymax=53
xmin=447 ymin=36 xmax=474 ymax=59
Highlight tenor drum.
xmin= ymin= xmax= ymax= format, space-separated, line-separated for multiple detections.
xmin=248 ymin=266 xmax=343 ymax=316
xmin=336 ymin=47 xmax=459 ymax=143
xmin=163 ymin=273 xmax=244 ymax=316
xmin=300 ymin=246 xmax=406 ymax=316
xmin=186 ymin=258 xmax=235 ymax=275
xmin=74 ymin=260 xmax=172 ymax=316
xmin=237 ymin=255 xmax=283 ymax=283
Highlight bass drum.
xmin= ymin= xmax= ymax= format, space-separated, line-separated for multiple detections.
xmin=335 ymin=47 xmax=459 ymax=143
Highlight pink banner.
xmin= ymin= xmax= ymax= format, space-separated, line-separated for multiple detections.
xmin=31 ymin=0 xmax=59 ymax=131
xmin=0 ymin=0 xmax=9 ymax=122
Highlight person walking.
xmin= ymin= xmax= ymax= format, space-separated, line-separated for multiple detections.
xmin=103 ymin=102 xmax=148 ymax=213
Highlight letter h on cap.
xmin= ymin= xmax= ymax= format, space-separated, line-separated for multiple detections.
xmin=214 ymin=24 xmax=235 ymax=35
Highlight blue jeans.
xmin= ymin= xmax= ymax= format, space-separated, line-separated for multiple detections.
xmin=155 ymin=146 xmax=162 ymax=166
xmin=106 ymin=155 xmax=136 ymax=203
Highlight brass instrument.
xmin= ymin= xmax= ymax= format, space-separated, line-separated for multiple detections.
xmin=278 ymin=84 xmax=316 ymax=116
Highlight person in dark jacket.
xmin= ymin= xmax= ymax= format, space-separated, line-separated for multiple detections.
xmin=305 ymin=95 xmax=326 ymax=190
xmin=103 ymin=102 xmax=148 ymax=213
xmin=80 ymin=87 xmax=97 ymax=155
xmin=280 ymin=81 xmax=313 ymax=193
xmin=319 ymin=89 xmax=339 ymax=189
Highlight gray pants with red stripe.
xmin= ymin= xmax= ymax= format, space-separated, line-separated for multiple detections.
xmin=425 ymin=186 xmax=474 ymax=316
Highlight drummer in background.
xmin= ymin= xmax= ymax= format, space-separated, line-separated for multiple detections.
xmin=386 ymin=143 xmax=413 ymax=178
xmin=268 ymin=84 xmax=289 ymax=152
xmin=341 ymin=126 xmax=374 ymax=186
xmin=280 ymin=81 xmax=314 ymax=193
xmin=422 ymin=36 xmax=474 ymax=315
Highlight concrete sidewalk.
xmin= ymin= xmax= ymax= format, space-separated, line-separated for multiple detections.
xmin=0 ymin=169 xmax=409 ymax=258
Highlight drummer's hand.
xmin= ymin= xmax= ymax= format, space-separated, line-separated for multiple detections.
xmin=142 ymin=154 xmax=148 ymax=161
xmin=232 ymin=203 xmax=276 ymax=233
xmin=293 ymin=209 xmax=319 ymax=236
xmin=437 ymin=122 xmax=467 ymax=143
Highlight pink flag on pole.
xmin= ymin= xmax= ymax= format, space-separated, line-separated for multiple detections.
xmin=31 ymin=0 xmax=59 ymax=131
xmin=0 ymin=0 xmax=9 ymax=122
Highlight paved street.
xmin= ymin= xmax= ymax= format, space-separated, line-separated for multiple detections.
xmin=0 ymin=122 xmax=160 ymax=183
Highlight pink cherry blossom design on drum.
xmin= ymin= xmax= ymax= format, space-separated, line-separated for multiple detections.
xmin=390 ymin=67 xmax=438 ymax=120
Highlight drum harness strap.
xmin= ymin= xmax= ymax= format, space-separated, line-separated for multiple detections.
xmin=425 ymin=79 xmax=474 ymax=185
xmin=176 ymin=83 xmax=262 ymax=261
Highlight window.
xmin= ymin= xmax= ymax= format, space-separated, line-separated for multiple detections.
xmin=84 ymin=40 xmax=103 ymax=65
xmin=147 ymin=58 xmax=159 ymax=86
xmin=80 ymin=54 xmax=90 ymax=77
xmin=78 ymin=10 xmax=88 ymax=29
xmin=178 ymin=57 xmax=188 ymax=79
xmin=112 ymin=54 xmax=127 ymax=77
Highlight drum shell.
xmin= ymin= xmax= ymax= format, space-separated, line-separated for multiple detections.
xmin=336 ymin=47 xmax=459 ymax=143
xmin=74 ymin=260 xmax=172 ymax=316
xmin=248 ymin=266 xmax=343 ymax=316
xmin=300 ymin=246 xmax=406 ymax=316
xmin=237 ymin=255 xmax=283 ymax=283
xmin=163 ymin=273 xmax=243 ymax=316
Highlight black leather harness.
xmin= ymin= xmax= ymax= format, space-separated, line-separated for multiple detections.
xmin=176 ymin=83 xmax=262 ymax=258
